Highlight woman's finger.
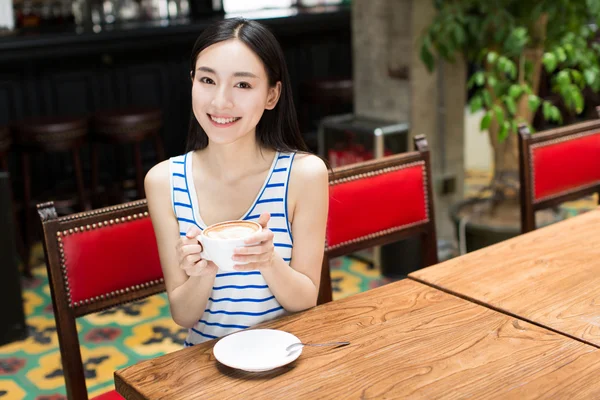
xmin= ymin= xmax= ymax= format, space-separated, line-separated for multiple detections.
xmin=233 ymin=262 xmax=259 ymax=271
xmin=184 ymin=253 xmax=202 ymax=266
xmin=233 ymin=243 xmax=271 ymax=255
xmin=244 ymin=229 xmax=274 ymax=245
xmin=180 ymin=244 xmax=202 ymax=256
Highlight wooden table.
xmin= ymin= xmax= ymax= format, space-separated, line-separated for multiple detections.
xmin=115 ymin=279 xmax=600 ymax=399
xmin=410 ymin=208 xmax=600 ymax=348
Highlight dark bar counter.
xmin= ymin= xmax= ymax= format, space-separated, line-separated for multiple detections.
xmin=0 ymin=5 xmax=351 ymax=207
xmin=0 ymin=5 xmax=351 ymax=152
xmin=0 ymin=6 xmax=350 ymax=63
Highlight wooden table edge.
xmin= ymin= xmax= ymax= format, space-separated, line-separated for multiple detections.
xmin=115 ymin=367 xmax=146 ymax=400
xmin=407 ymin=275 xmax=600 ymax=349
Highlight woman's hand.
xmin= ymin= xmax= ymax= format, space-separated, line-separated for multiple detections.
xmin=176 ymin=226 xmax=218 ymax=277
xmin=232 ymin=213 xmax=276 ymax=271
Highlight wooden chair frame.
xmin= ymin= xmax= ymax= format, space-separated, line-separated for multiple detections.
xmin=518 ymin=110 xmax=600 ymax=233
xmin=317 ymin=135 xmax=438 ymax=305
xmin=37 ymin=200 xmax=165 ymax=400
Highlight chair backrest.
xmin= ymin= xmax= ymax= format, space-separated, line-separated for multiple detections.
xmin=518 ymin=115 xmax=600 ymax=233
xmin=317 ymin=135 xmax=438 ymax=304
xmin=37 ymin=200 xmax=165 ymax=400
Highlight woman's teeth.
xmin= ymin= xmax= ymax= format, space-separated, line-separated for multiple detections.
xmin=210 ymin=115 xmax=240 ymax=124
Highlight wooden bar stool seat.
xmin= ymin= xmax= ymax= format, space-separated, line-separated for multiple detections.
xmin=12 ymin=116 xmax=89 ymax=277
xmin=91 ymin=107 xmax=164 ymax=203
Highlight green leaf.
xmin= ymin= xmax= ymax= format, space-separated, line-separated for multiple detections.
xmin=487 ymin=75 xmax=498 ymax=91
xmin=571 ymin=70 xmax=584 ymax=88
xmin=475 ymin=71 xmax=485 ymax=86
xmin=564 ymin=43 xmax=574 ymax=58
xmin=542 ymin=53 xmax=557 ymax=73
xmin=556 ymin=70 xmax=571 ymax=87
xmin=453 ymin=25 xmax=466 ymax=45
xmin=420 ymin=43 xmax=435 ymax=72
xmin=469 ymin=95 xmax=483 ymax=113
xmin=481 ymin=89 xmax=492 ymax=107
xmin=508 ymin=84 xmax=523 ymax=99
xmin=504 ymin=96 xmax=517 ymax=115
xmin=480 ymin=111 xmax=492 ymax=131
xmin=555 ymin=47 xmax=567 ymax=63
xmin=528 ymin=94 xmax=541 ymax=113
xmin=499 ymin=121 xmax=510 ymax=142
xmin=486 ymin=51 xmax=498 ymax=65
xmin=493 ymin=104 xmax=505 ymax=128
xmin=550 ymin=105 xmax=562 ymax=123
xmin=584 ymin=69 xmax=597 ymax=86
xmin=572 ymin=87 xmax=584 ymax=113
xmin=542 ymin=101 xmax=553 ymax=120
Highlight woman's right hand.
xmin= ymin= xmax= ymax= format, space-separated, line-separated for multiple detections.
xmin=177 ymin=226 xmax=218 ymax=277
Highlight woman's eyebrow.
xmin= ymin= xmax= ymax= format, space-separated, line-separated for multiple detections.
xmin=196 ymin=66 xmax=258 ymax=78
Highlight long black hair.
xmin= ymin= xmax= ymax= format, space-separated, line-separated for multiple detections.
xmin=186 ymin=18 xmax=308 ymax=153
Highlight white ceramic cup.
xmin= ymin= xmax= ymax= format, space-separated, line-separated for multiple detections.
xmin=196 ymin=220 xmax=262 ymax=272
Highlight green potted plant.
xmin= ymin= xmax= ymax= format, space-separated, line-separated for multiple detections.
xmin=420 ymin=0 xmax=600 ymax=252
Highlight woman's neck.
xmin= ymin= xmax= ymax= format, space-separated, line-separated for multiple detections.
xmin=196 ymin=136 xmax=276 ymax=182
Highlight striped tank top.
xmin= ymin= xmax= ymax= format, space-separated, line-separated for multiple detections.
xmin=169 ymin=151 xmax=296 ymax=346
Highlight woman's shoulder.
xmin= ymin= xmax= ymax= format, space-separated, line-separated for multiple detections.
xmin=289 ymin=153 xmax=328 ymax=186
xmin=144 ymin=159 xmax=171 ymax=192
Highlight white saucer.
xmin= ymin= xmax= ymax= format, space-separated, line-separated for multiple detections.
xmin=213 ymin=329 xmax=302 ymax=372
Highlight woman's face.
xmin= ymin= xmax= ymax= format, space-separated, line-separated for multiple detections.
xmin=191 ymin=39 xmax=281 ymax=146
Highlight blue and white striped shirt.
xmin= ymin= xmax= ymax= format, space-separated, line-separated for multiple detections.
xmin=169 ymin=151 xmax=295 ymax=346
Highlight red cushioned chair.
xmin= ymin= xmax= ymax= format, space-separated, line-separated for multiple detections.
xmin=518 ymin=112 xmax=600 ymax=233
xmin=37 ymin=200 xmax=165 ymax=400
xmin=317 ymin=135 xmax=438 ymax=305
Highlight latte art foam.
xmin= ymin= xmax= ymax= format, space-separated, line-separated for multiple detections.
xmin=204 ymin=222 xmax=259 ymax=240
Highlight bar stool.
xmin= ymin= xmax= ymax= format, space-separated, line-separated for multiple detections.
xmin=12 ymin=116 xmax=89 ymax=277
xmin=299 ymin=77 xmax=353 ymax=152
xmin=91 ymin=107 xmax=164 ymax=203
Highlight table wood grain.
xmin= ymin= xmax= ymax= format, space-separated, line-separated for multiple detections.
xmin=115 ymin=279 xmax=600 ymax=399
xmin=410 ymin=207 xmax=600 ymax=348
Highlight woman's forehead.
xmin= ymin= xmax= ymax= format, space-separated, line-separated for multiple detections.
xmin=196 ymin=39 xmax=265 ymax=78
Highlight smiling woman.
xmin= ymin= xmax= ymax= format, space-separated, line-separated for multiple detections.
xmin=144 ymin=18 xmax=329 ymax=347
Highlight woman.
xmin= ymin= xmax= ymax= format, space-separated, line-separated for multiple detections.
xmin=145 ymin=18 xmax=328 ymax=346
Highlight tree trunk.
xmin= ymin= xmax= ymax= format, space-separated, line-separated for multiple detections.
xmin=486 ymin=13 xmax=548 ymax=200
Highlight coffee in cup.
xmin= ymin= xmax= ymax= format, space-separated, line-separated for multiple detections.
xmin=197 ymin=220 xmax=262 ymax=271
xmin=204 ymin=221 xmax=260 ymax=240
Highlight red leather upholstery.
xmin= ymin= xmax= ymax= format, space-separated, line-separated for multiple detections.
xmin=61 ymin=217 xmax=163 ymax=306
xmin=92 ymin=389 xmax=124 ymax=400
xmin=327 ymin=164 xmax=427 ymax=248
xmin=532 ymin=131 xmax=600 ymax=201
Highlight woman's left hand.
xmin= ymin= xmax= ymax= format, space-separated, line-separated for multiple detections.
xmin=232 ymin=213 xmax=276 ymax=271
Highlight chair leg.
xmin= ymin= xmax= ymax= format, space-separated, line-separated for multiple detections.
xmin=71 ymin=147 xmax=89 ymax=211
xmin=133 ymin=141 xmax=145 ymax=199
xmin=317 ymin=255 xmax=333 ymax=305
xmin=21 ymin=152 xmax=32 ymax=278
xmin=1 ymin=155 xmax=30 ymax=278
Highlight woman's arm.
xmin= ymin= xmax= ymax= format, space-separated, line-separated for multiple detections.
xmin=234 ymin=154 xmax=329 ymax=311
xmin=145 ymin=161 xmax=217 ymax=328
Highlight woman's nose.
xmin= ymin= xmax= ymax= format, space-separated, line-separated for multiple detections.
xmin=211 ymin=86 xmax=233 ymax=109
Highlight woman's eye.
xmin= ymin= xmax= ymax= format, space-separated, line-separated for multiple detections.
xmin=235 ymin=82 xmax=251 ymax=89
xmin=200 ymin=77 xmax=215 ymax=84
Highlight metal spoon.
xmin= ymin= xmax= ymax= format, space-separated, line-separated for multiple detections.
xmin=286 ymin=341 xmax=350 ymax=352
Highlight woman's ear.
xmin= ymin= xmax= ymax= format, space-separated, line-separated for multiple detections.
xmin=265 ymin=81 xmax=282 ymax=110
xmin=190 ymin=71 xmax=194 ymax=82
